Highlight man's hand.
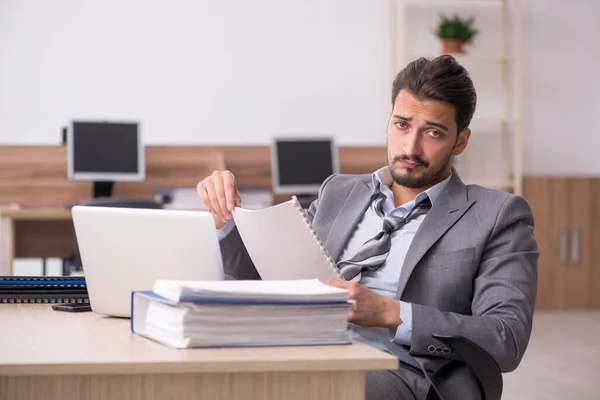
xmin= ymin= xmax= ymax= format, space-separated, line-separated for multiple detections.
xmin=326 ymin=280 xmax=401 ymax=331
xmin=197 ymin=170 xmax=241 ymax=229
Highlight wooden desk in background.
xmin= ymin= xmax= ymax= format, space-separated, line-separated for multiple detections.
xmin=0 ymin=145 xmax=387 ymax=276
xmin=0 ymin=207 xmax=74 ymax=275
xmin=0 ymin=305 xmax=397 ymax=400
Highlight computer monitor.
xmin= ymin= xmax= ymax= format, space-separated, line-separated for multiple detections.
xmin=67 ymin=121 xmax=145 ymax=198
xmin=271 ymin=137 xmax=339 ymax=200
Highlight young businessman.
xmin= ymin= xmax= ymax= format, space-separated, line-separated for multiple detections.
xmin=197 ymin=55 xmax=539 ymax=400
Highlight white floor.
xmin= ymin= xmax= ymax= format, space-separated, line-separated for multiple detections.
xmin=502 ymin=311 xmax=600 ymax=399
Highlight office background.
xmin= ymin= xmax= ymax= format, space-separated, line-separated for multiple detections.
xmin=1 ymin=1 xmax=599 ymax=398
xmin=2 ymin=0 xmax=600 ymax=176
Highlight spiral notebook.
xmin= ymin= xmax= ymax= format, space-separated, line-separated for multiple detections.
xmin=232 ymin=196 xmax=344 ymax=281
xmin=0 ymin=276 xmax=89 ymax=304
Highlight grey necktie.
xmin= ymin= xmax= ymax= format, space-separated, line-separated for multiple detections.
xmin=337 ymin=187 xmax=432 ymax=280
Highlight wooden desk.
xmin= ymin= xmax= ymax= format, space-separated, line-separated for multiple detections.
xmin=0 ymin=305 xmax=397 ymax=400
xmin=0 ymin=207 xmax=74 ymax=275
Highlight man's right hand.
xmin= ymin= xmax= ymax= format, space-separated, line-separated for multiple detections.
xmin=197 ymin=170 xmax=241 ymax=229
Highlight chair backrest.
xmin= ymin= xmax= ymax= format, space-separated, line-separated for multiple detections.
xmin=69 ymin=198 xmax=163 ymax=272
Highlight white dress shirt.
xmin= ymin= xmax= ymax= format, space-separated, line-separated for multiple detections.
xmin=340 ymin=167 xmax=451 ymax=367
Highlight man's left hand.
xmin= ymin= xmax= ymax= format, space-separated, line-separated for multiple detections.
xmin=326 ymin=280 xmax=401 ymax=331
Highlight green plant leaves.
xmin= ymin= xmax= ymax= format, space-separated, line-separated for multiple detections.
xmin=434 ymin=14 xmax=478 ymax=44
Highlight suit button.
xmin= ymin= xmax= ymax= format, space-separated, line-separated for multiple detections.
xmin=428 ymin=345 xmax=435 ymax=353
xmin=436 ymin=347 xmax=443 ymax=353
xmin=443 ymin=348 xmax=450 ymax=354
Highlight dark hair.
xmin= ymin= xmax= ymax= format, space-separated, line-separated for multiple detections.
xmin=391 ymin=55 xmax=476 ymax=133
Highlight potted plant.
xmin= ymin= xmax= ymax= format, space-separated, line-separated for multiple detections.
xmin=435 ymin=14 xmax=478 ymax=54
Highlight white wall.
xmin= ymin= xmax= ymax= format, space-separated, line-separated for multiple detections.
xmin=520 ymin=0 xmax=600 ymax=175
xmin=0 ymin=0 xmax=391 ymax=146
xmin=1 ymin=0 xmax=600 ymax=174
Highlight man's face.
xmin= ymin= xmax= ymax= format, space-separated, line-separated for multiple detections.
xmin=386 ymin=90 xmax=470 ymax=189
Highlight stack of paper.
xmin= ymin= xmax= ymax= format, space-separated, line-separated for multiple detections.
xmin=131 ymin=279 xmax=352 ymax=348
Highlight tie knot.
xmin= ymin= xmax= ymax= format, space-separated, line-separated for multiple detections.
xmin=411 ymin=197 xmax=432 ymax=214
xmin=370 ymin=184 xmax=433 ymax=220
xmin=382 ymin=215 xmax=407 ymax=234
xmin=337 ymin=191 xmax=431 ymax=281
xmin=381 ymin=197 xmax=432 ymax=233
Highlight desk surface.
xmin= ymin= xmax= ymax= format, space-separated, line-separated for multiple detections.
xmin=0 ymin=305 xmax=397 ymax=377
xmin=0 ymin=207 xmax=72 ymax=220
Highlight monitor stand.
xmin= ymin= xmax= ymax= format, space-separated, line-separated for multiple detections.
xmin=295 ymin=194 xmax=316 ymax=210
xmin=93 ymin=181 xmax=114 ymax=198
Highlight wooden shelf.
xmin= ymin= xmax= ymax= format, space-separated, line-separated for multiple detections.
xmin=394 ymin=0 xmax=522 ymax=194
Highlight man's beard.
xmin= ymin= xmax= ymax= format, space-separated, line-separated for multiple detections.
xmin=389 ymin=150 xmax=453 ymax=189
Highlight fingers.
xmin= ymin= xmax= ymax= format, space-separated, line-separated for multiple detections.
xmin=324 ymin=280 xmax=351 ymax=288
xmin=212 ymin=171 xmax=230 ymax=221
xmin=347 ymin=311 xmax=357 ymax=323
xmin=326 ymin=281 xmax=360 ymax=300
xmin=196 ymin=170 xmax=240 ymax=227
xmin=197 ymin=180 xmax=214 ymax=215
xmin=222 ymin=172 xmax=241 ymax=210
xmin=205 ymin=177 xmax=227 ymax=224
xmin=347 ymin=302 xmax=360 ymax=324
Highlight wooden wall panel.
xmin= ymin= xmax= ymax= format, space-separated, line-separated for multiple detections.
xmin=112 ymin=147 xmax=226 ymax=198
xmin=339 ymin=146 xmax=387 ymax=175
xmin=13 ymin=221 xmax=74 ymax=258
xmin=0 ymin=145 xmax=386 ymax=207
xmin=592 ymin=180 xmax=600 ymax=309
xmin=215 ymin=145 xmax=387 ymax=189
xmin=0 ymin=146 xmax=90 ymax=206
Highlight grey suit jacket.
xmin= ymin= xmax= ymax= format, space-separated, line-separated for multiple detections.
xmin=220 ymin=169 xmax=539 ymax=399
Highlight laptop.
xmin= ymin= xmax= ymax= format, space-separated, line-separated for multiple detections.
xmin=71 ymin=206 xmax=224 ymax=318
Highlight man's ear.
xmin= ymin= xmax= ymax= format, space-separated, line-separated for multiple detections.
xmin=453 ymin=128 xmax=471 ymax=156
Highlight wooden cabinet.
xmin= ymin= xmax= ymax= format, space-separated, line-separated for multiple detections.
xmin=593 ymin=182 xmax=600 ymax=309
xmin=524 ymin=177 xmax=600 ymax=309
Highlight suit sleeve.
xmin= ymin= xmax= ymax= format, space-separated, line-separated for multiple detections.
xmin=408 ymin=195 xmax=539 ymax=373
xmin=219 ymin=224 xmax=261 ymax=280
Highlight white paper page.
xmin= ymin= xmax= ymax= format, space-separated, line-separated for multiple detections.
xmin=232 ymin=200 xmax=341 ymax=281
xmin=153 ymin=278 xmax=349 ymax=303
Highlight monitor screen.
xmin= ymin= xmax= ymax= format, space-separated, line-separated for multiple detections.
xmin=271 ymin=138 xmax=338 ymax=195
xmin=67 ymin=121 xmax=145 ymax=182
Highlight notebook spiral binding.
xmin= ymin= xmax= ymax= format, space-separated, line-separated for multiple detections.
xmin=291 ymin=196 xmax=345 ymax=280
xmin=0 ymin=297 xmax=89 ymax=304
xmin=0 ymin=276 xmax=89 ymax=304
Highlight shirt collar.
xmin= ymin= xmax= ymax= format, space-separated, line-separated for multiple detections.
xmin=371 ymin=165 xmax=452 ymax=207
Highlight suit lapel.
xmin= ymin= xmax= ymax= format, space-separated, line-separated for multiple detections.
xmin=395 ymin=172 xmax=476 ymax=299
xmin=324 ymin=178 xmax=372 ymax=262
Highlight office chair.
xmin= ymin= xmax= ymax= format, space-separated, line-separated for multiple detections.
xmin=63 ymin=198 xmax=162 ymax=275
xmin=426 ymin=334 xmax=503 ymax=400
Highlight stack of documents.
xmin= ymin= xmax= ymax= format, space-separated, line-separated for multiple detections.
xmin=131 ymin=279 xmax=352 ymax=348
xmin=0 ymin=276 xmax=88 ymax=304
